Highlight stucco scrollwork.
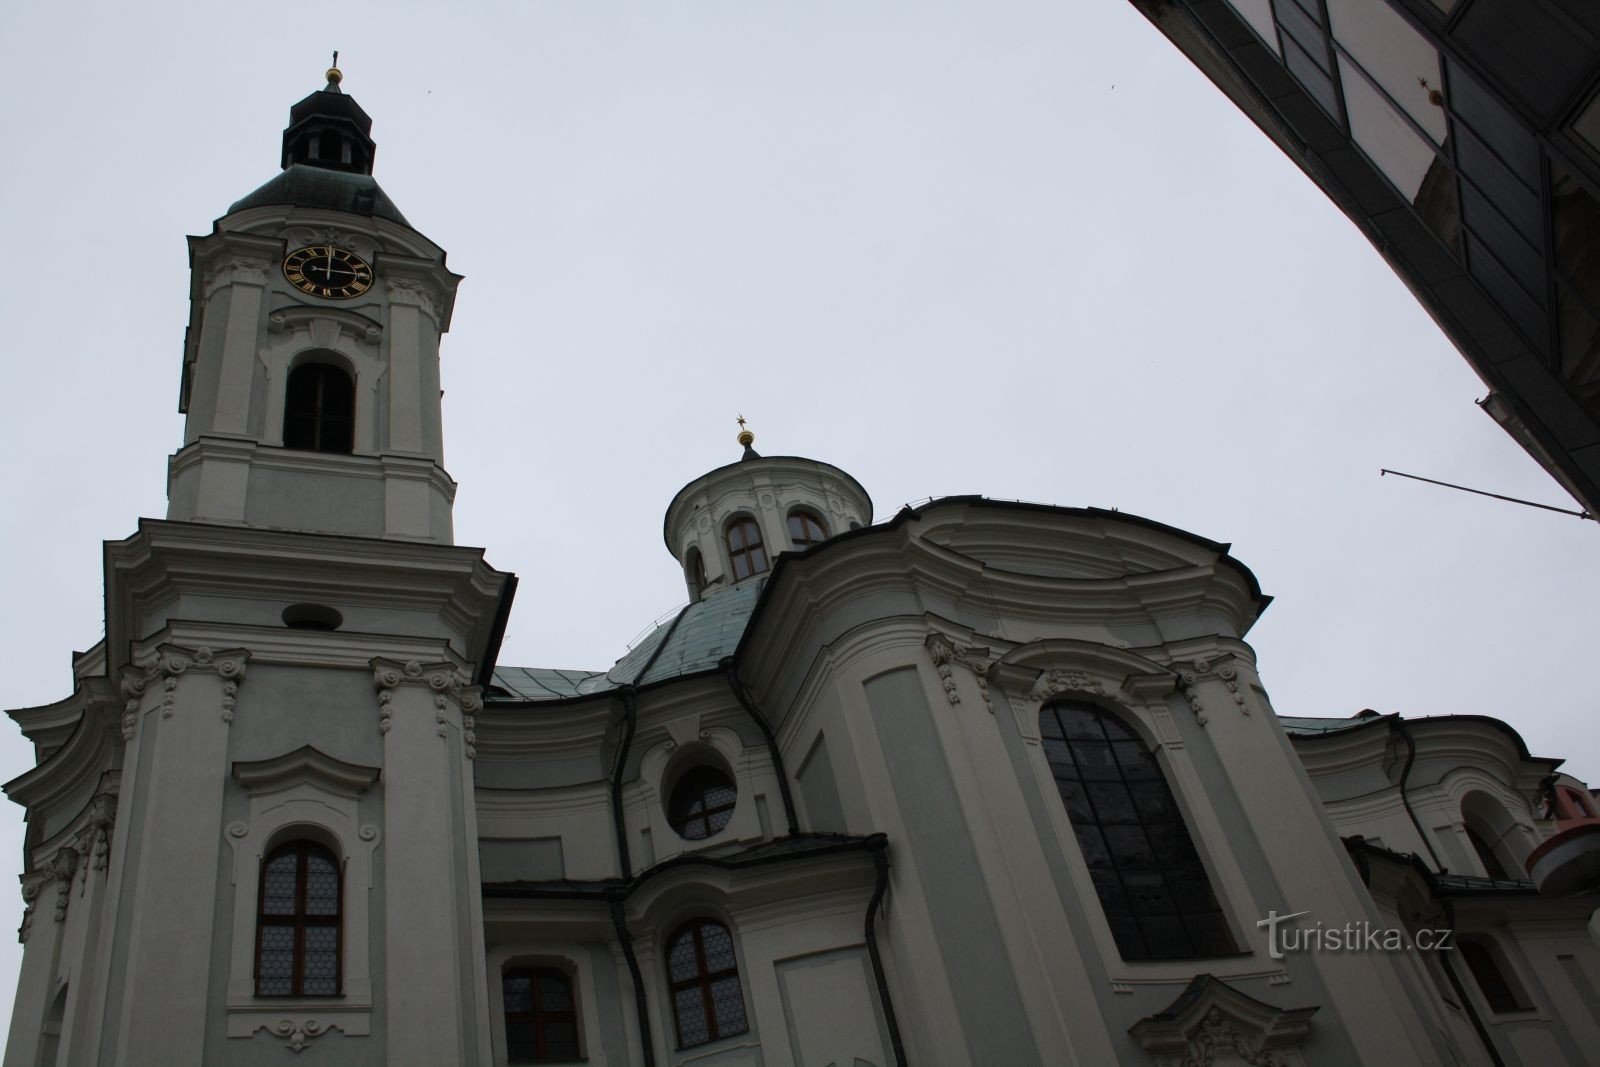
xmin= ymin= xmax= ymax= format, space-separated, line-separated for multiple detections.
xmin=17 ymin=871 xmax=48 ymax=943
xmin=386 ymin=277 xmax=440 ymax=323
xmin=50 ymin=847 xmax=79 ymax=922
xmin=119 ymin=644 xmax=250 ymax=738
xmin=204 ymin=255 xmax=270 ymax=295
xmin=1181 ymin=1008 xmax=1288 ymax=1067
xmin=371 ymin=658 xmax=481 ymax=755
xmin=1179 ymin=656 xmax=1248 ymax=727
xmin=923 ymin=632 xmax=996 ymax=710
xmin=271 ymin=1018 xmax=330 ymax=1053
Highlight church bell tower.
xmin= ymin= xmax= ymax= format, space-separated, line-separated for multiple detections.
xmin=168 ymin=62 xmax=460 ymax=543
xmin=3 ymin=66 xmax=511 ymax=1066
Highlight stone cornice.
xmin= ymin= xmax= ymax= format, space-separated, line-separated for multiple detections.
xmin=102 ymin=519 xmax=508 ymax=679
xmin=3 ymin=700 xmax=122 ymax=816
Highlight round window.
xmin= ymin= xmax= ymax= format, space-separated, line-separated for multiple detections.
xmin=667 ymin=766 xmax=737 ymax=841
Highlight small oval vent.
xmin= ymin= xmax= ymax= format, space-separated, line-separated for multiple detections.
xmin=282 ymin=603 xmax=344 ymax=631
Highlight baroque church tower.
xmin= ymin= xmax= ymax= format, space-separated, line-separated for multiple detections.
xmin=4 ymin=67 xmax=513 ymax=1065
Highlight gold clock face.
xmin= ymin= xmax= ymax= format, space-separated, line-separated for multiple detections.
xmin=283 ymin=245 xmax=374 ymax=299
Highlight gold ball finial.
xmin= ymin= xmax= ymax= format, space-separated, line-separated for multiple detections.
xmin=736 ymin=414 xmax=755 ymax=448
xmin=326 ymin=51 xmax=342 ymax=87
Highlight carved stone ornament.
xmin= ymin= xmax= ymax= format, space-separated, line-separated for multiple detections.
xmin=203 ymin=256 xmax=270 ymax=295
xmin=923 ymin=633 xmax=996 ymax=710
xmin=371 ymin=659 xmax=482 ymax=757
xmin=1178 ymin=657 xmax=1247 ymax=728
xmin=49 ymin=847 xmax=79 ymax=923
xmin=119 ymin=645 xmax=250 ymax=740
xmin=17 ymin=871 xmax=48 ymax=943
xmin=385 ymin=277 xmax=440 ymax=323
xmin=1129 ymin=974 xmax=1317 ymax=1067
xmin=272 ymin=1018 xmax=330 ymax=1053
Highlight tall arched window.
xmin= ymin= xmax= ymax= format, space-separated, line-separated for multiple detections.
xmin=667 ymin=919 xmax=748 ymax=1049
xmin=1041 ymin=701 xmax=1234 ymax=960
xmin=503 ymin=966 xmax=580 ymax=1063
xmin=256 ymin=840 xmax=341 ymax=996
xmin=724 ymin=517 xmax=769 ymax=581
xmin=787 ymin=509 xmax=829 ymax=550
xmin=283 ymin=361 xmax=355 ymax=454
xmin=686 ymin=548 xmax=707 ymax=599
xmin=1458 ymin=937 xmax=1534 ymax=1013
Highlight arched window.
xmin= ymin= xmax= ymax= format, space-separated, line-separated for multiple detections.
xmin=256 ymin=840 xmax=341 ymax=996
xmin=667 ymin=920 xmax=748 ymax=1049
xmin=724 ymin=517 xmax=769 ymax=581
xmin=1041 ymin=701 xmax=1234 ymax=960
xmin=686 ymin=548 xmax=707 ymax=599
xmin=1465 ymin=826 xmax=1510 ymax=880
xmin=1458 ymin=937 xmax=1534 ymax=1013
xmin=503 ymin=966 xmax=580 ymax=1063
xmin=787 ymin=509 xmax=828 ymax=550
xmin=283 ymin=361 xmax=355 ymax=454
xmin=667 ymin=766 xmax=737 ymax=841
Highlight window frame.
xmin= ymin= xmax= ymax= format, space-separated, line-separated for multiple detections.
xmin=1039 ymin=699 xmax=1237 ymax=962
xmin=282 ymin=360 xmax=356 ymax=454
xmin=786 ymin=508 xmax=829 ymax=550
xmin=724 ymin=516 xmax=769 ymax=581
xmin=254 ymin=839 xmax=343 ymax=998
xmin=666 ymin=765 xmax=738 ymax=841
xmin=665 ymin=919 xmax=750 ymax=1050
xmin=502 ymin=965 xmax=581 ymax=1063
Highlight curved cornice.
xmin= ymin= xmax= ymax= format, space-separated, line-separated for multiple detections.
xmin=4 ymin=700 xmax=122 ymax=814
xmin=662 ymin=455 xmax=874 ymax=555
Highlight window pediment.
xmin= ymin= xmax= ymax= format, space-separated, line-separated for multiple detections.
xmin=233 ymin=745 xmax=380 ymax=798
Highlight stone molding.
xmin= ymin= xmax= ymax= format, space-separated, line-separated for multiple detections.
xmin=118 ymin=644 xmax=249 ymax=741
xmin=371 ymin=658 xmax=482 ymax=756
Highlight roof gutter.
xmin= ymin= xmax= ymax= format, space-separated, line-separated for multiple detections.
xmin=865 ymin=840 xmax=909 ymax=1067
xmin=1393 ymin=719 xmax=1445 ymax=871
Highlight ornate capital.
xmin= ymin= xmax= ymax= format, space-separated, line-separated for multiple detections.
xmin=1178 ymin=656 xmax=1248 ymax=727
xmin=923 ymin=632 xmax=996 ymax=710
xmin=18 ymin=871 xmax=49 ymax=943
xmin=120 ymin=644 xmax=250 ymax=739
xmin=385 ymin=277 xmax=441 ymax=323
xmin=371 ymin=659 xmax=480 ymax=756
xmin=202 ymin=255 xmax=271 ymax=296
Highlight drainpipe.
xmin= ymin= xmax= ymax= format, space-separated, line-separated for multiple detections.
xmin=610 ymin=898 xmax=656 ymax=1067
xmin=722 ymin=659 xmax=799 ymax=836
xmin=610 ymin=689 xmax=639 ymax=878
xmin=864 ymin=842 xmax=909 ymax=1067
xmin=1394 ymin=720 xmax=1444 ymax=870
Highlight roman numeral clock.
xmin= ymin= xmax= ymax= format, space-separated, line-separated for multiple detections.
xmin=283 ymin=243 xmax=374 ymax=299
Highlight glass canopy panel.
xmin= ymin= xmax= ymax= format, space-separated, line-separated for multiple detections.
xmin=1327 ymin=0 xmax=1448 ymax=143
xmin=1222 ymin=0 xmax=1282 ymax=56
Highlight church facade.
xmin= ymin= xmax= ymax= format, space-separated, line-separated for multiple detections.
xmin=4 ymin=71 xmax=1599 ymax=1067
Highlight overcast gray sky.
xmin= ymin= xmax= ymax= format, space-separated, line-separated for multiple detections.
xmin=2 ymin=0 xmax=1596 ymax=1035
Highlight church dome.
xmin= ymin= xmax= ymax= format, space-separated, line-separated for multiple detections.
xmin=663 ymin=425 xmax=872 ymax=601
xmin=225 ymin=63 xmax=408 ymax=225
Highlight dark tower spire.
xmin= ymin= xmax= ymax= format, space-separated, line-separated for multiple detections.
xmin=279 ymin=58 xmax=377 ymax=175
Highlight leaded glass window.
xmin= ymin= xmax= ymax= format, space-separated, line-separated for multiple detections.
xmin=1041 ymin=701 xmax=1235 ymax=961
xmin=787 ymin=509 xmax=828 ymax=550
xmin=503 ymin=966 xmax=580 ymax=1063
xmin=725 ymin=518 xmax=769 ymax=581
xmin=667 ymin=920 xmax=748 ymax=1049
xmin=255 ymin=840 xmax=341 ymax=996
xmin=667 ymin=767 xmax=737 ymax=841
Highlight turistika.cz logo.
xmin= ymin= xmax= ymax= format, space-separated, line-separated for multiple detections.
xmin=1256 ymin=909 xmax=1454 ymax=960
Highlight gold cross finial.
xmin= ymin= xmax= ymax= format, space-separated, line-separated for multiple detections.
xmin=326 ymin=51 xmax=343 ymax=87
xmin=736 ymin=414 xmax=755 ymax=450
xmin=736 ymin=414 xmax=747 ymax=431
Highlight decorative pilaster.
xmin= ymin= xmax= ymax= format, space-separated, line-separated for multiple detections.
xmin=370 ymin=656 xmax=482 ymax=1063
xmin=1178 ymin=655 xmax=1249 ymax=727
